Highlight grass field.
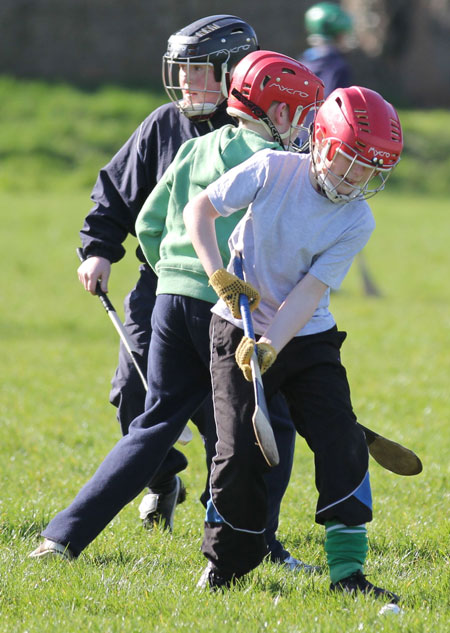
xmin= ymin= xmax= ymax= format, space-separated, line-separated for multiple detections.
xmin=0 ymin=78 xmax=449 ymax=632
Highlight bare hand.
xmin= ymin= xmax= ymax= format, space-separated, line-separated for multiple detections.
xmin=77 ymin=256 xmax=111 ymax=295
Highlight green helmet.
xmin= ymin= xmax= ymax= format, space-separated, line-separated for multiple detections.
xmin=305 ymin=2 xmax=353 ymax=39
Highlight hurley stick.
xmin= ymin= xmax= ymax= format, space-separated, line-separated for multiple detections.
xmin=76 ymin=248 xmax=148 ymax=389
xmin=76 ymin=248 xmax=193 ymax=445
xmin=233 ymin=253 xmax=280 ymax=467
xmin=360 ymin=424 xmax=422 ymax=476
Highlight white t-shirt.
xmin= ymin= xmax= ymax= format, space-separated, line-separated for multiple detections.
xmin=207 ymin=149 xmax=375 ymax=337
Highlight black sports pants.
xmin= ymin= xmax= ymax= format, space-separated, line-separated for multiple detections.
xmin=203 ymin=315 xmax=371 ymax=579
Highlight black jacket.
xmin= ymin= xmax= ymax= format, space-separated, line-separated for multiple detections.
xmin=80 ymin=100 xmax=233 ymax=263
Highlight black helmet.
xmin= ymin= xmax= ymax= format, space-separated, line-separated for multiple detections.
xmin=163 ymin=15 xmax=259 ymax=120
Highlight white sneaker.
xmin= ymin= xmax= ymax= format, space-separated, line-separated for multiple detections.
xmin=196 ymin=562 xmax=214 ymax=589
xmin=196 ymin=562 xmax=233 ymax=591
xmin=28 ymin=538 xmax=74 ymax=560
xmin=139 ymin=475 xmax=186 ymax=531
xmin=281 ymin=554 xmax=320 ymax=573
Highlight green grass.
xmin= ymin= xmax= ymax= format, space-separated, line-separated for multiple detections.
xmin=0 ymin=76 xmax=166 ymax=191
xmin=0 ymin=77 xmax=449 ymax=631
xmin=393 ymin=109 xmax=450 ymax=195
xmin=1 ymin=75 xmax=450 ymax=194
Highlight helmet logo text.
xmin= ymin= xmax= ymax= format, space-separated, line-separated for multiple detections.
xmin=268 ymin=83 xmax=309 ymax=98
xmin=369 ymin=147 xmax=391 ymax=158
xmin=211 ymin=44 xmax=252 ymax=57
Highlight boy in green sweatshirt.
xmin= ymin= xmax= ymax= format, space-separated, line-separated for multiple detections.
xmin=136 ymin=51 xmax=324 ymax=568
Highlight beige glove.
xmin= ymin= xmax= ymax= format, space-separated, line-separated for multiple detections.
xmin=235 ymin=336 xmax=277 ymax=381
xmin=209 ymin=268 xmax=260 ymax=319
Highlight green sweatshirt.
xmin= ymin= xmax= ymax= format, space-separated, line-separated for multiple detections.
xmin=136 ymin=124 xmax=280 ymax=304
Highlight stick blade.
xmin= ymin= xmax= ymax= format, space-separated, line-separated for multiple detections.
xmin=369 ymin=437 xmax=423 ymax=476
xmin=252 ymin=371 xmax=280 ymax=467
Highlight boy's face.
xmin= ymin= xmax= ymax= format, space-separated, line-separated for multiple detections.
xmin=311 ymin=141 xmax=391 ymax=203
xmin=325 ymin=153 xmax=375 ymax=196
xmin=178 ymin=63 xmax=222 ymax=107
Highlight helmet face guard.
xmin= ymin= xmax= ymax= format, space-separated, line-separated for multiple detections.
xmin=312 ymin=139 xmax=393 ymax=202
xmin=311 ymin=86 xmax=403 ymax=203
xmin=162 ymin=55 xmax=225 ymax=121
xmin=284 ymin=101 xmax=322 ymax=153
xmin=162 ymin=15 xmax=258 ymax=121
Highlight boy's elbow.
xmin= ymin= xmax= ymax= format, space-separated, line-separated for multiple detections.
xmin=184 ymin=191 xmax=219 ymax=234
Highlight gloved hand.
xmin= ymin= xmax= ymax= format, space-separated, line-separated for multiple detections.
xmin=209 ymin=268 xmax=260 ymax=319
xmin=235 ymin=336 xmax=277 ymax=381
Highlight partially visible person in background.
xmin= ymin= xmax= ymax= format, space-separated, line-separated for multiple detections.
xmin=299 ymin=2 xmax=381 ymax=296
xmin=299 ymin=1 xmax=353 ymax=98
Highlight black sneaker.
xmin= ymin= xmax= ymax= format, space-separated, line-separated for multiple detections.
xmin=138 ymin=475 xmax=187 ymax=531
xmin=330 ymin=570 xmax=400 ymax=603
xmin=197 ymin=562 xmax=234 ymax=591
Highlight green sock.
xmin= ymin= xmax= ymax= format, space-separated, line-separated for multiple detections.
xmin=324 ymin=520 xmax=368 ymax=584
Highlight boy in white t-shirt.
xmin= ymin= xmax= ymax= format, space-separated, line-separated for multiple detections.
xmin=184 ymin=86 xmax=404 ymax=598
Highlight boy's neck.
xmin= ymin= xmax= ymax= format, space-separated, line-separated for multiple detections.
xmin=239 ymin=119 xmax=277 ymax=143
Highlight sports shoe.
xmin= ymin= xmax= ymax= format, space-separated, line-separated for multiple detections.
xmin=138 ymin=475 xmax=186 ymax=531
xmin=330 ymin=570 xmax=400 ymax=603
xmin=177 ymin=424 xmax=193 ymax=445
xmin=28 ymin=538 xmax=74 ymax=560
xmin=281 ymin=553 xmax=320 ymax=574
xmin=196 ymin=561 xmax=233 ymax=591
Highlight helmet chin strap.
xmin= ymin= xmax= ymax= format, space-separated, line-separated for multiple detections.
xmin=230 ymin=88 xmax=284 ymax=148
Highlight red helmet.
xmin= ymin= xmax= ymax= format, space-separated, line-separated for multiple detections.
xmin=311 ymin=86 xmax=403 ymax=202
xmin=227 ymin=50 xmax=324 ymax=150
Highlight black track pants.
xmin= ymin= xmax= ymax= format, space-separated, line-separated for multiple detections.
xmin=202 ymin=316 xmax=371 ymax=578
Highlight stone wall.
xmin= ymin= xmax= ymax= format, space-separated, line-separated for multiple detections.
xmin=1 ymin=0 xmax=449 ymax=106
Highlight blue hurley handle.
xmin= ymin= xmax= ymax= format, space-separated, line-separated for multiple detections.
xmin=232 ymin=251 xmax=280 ymax=467
xmin=233 ymin=252 xmax=255 ymax=340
